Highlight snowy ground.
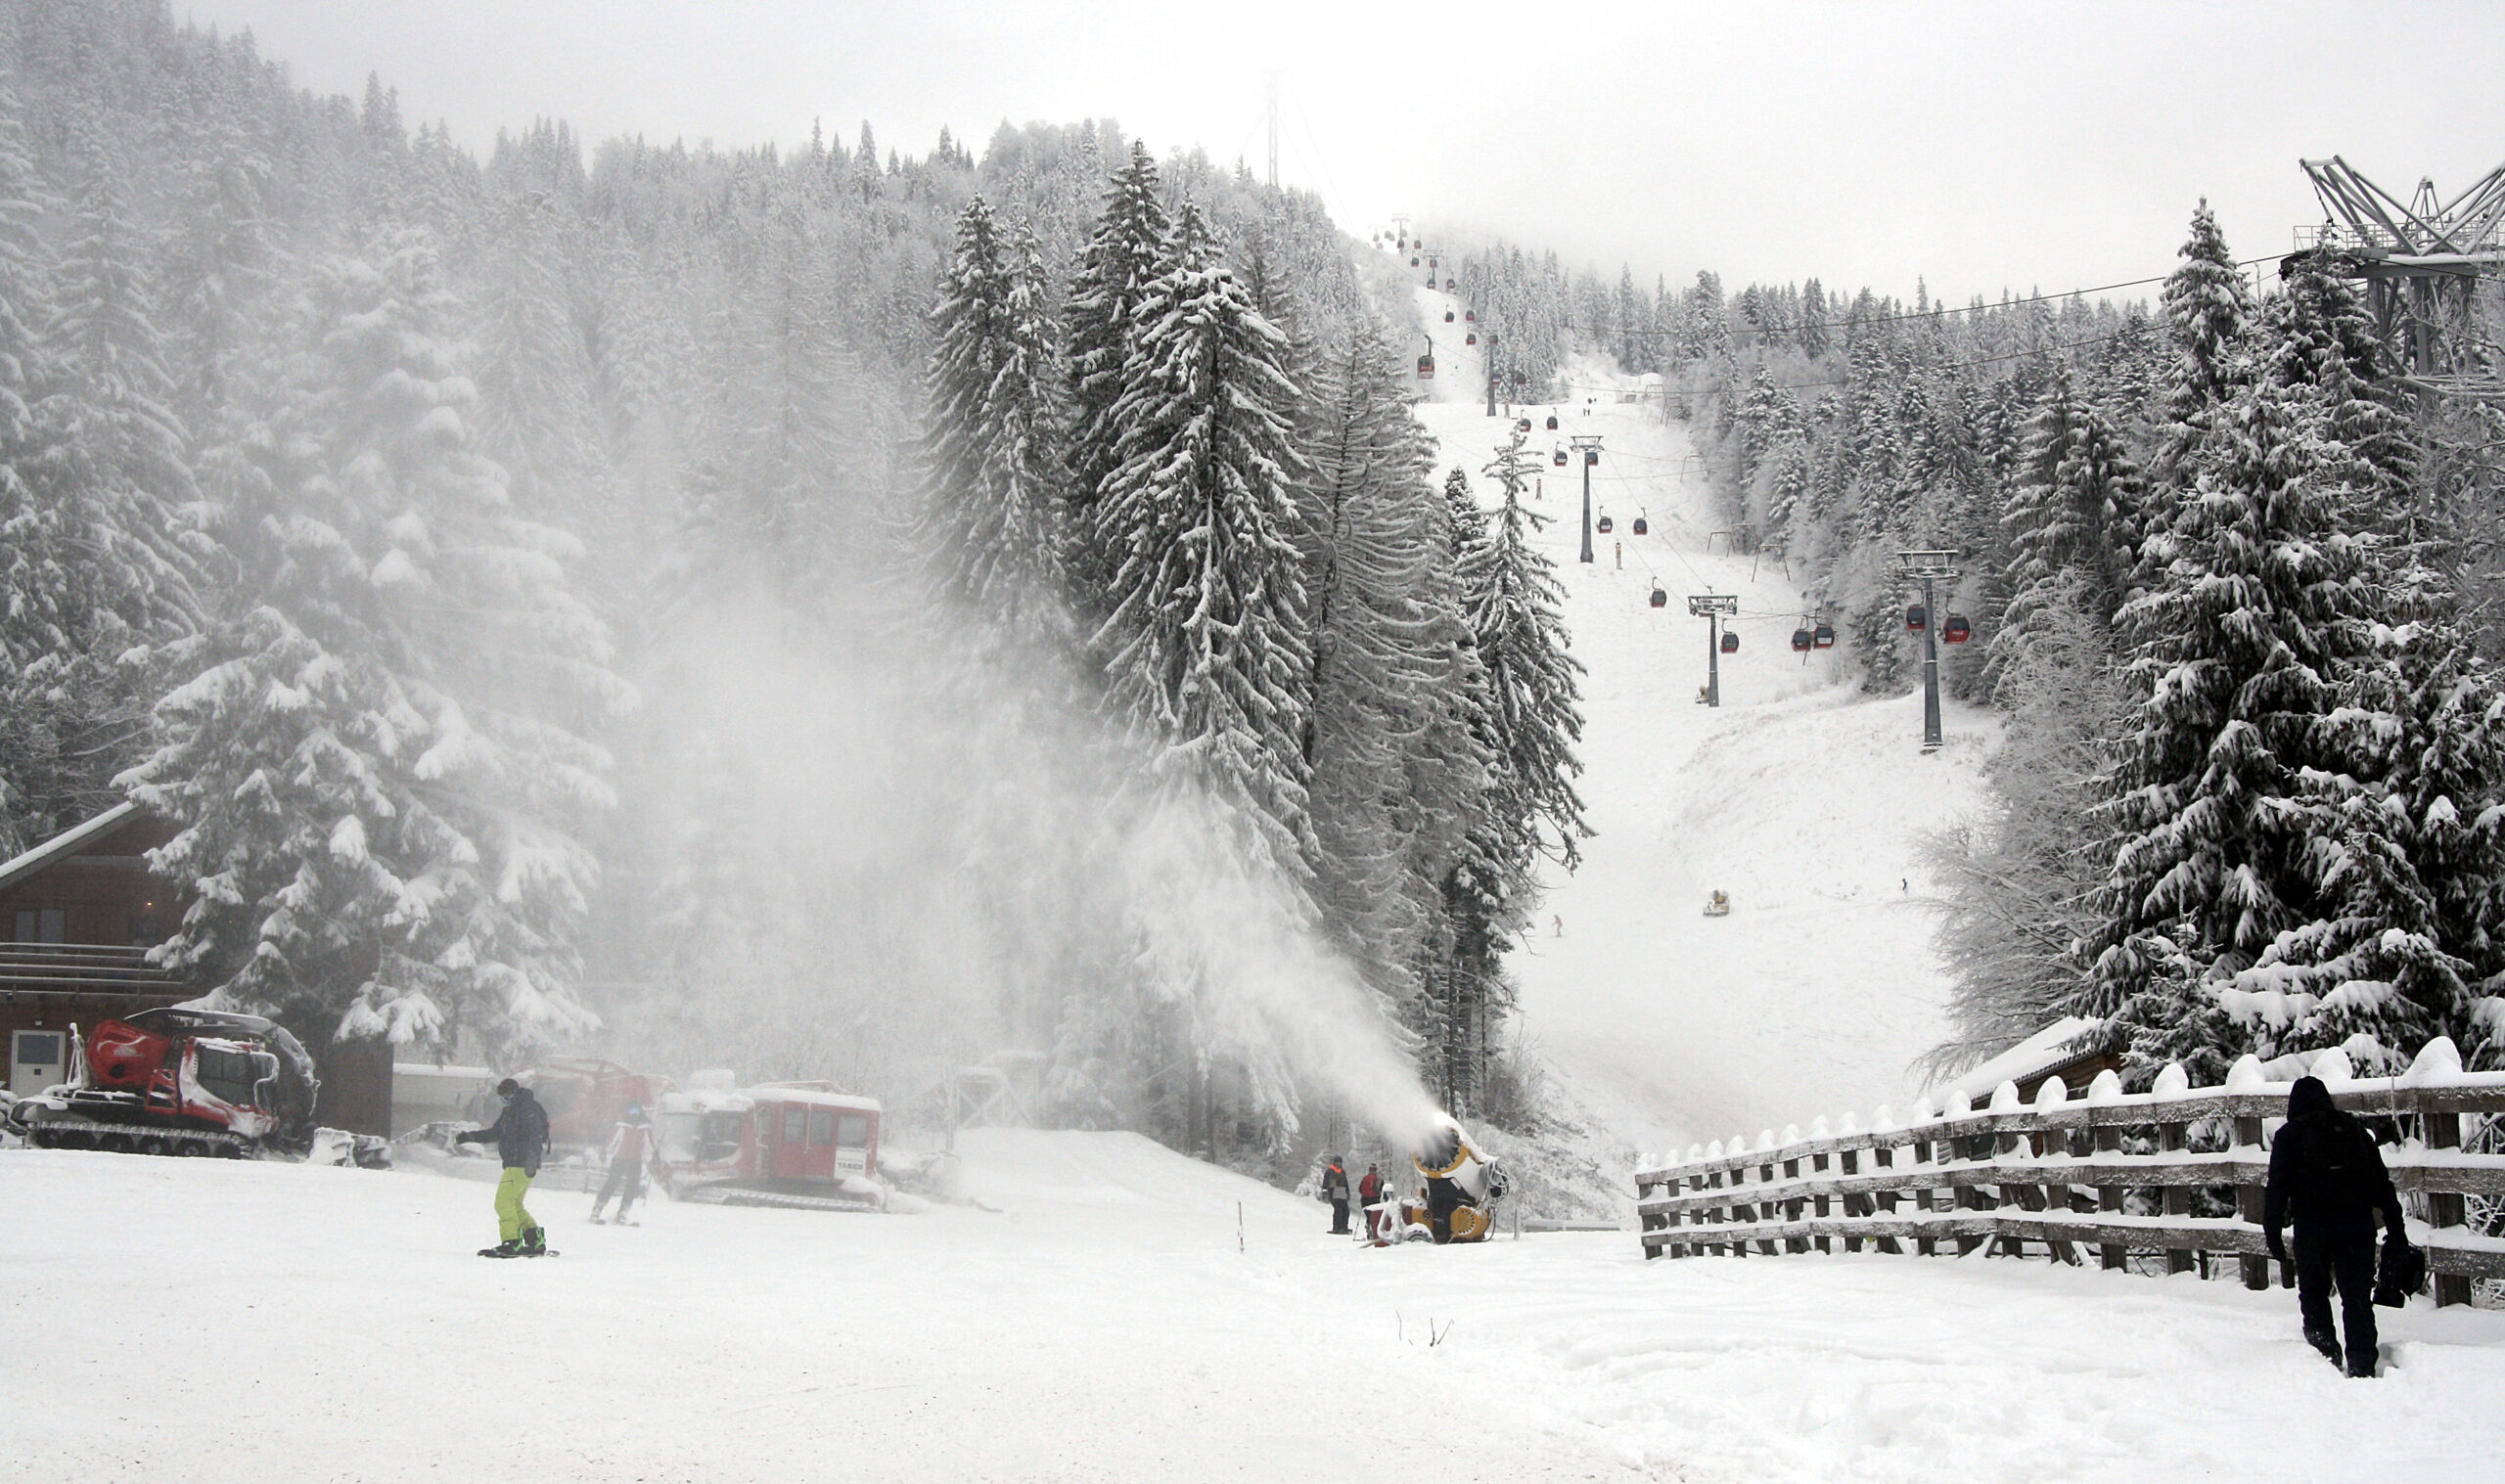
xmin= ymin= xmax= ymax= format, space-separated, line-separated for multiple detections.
xmin=1409 ymin=275 xmax=1993 ymax=1154
xmin=10 ymin=1136 xmax=2504 ymax=1483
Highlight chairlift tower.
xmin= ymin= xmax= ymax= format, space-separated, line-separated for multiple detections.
xmin=1686 ymin=595 xmax=1739 ymax=707
xmin=2294 ymin=156 xmax=2505 ymax=395
xmin=1897 ymin=551 xmax=1959 ymax=751
xmin=1571 ymin=434 xmax=1603 ymax=564
xmin=1484 ymin=331 xmax=1500 ymax=418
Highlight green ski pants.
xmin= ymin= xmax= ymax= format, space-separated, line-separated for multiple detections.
xmin=494 ymin=1166 xmax=539 ymax=1241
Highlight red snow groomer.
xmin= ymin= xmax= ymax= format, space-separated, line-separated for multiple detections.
xmin=654 ymin=1081 xmax=886 ymax=1211
xmin=511 ymin=1056 xmax=670 ymax=1155
xmin=5 ymin=1007 xmax=318 ymax=1158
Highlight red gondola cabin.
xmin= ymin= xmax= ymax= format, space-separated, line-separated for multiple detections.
xmin=1791 ymin=628 xmax=1814 ymax=652
xmin=1649 ymin=587 xmax=1668 ymax=608
xmin=1905 ymin=605 xmax=1928 ymax=632
xmin=1721 ymin=632 xmax=1740 ymax=654
xmin=1942 ymin=614 xmax=1973 ymax=644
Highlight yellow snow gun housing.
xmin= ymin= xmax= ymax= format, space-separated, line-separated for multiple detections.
xmin=1403 ymin=1120 xmax=1509 ymax=1243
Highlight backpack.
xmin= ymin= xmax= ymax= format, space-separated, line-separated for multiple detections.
xmin=2300 ymin=1112 xmax=2387 ymax=1213
xmin=2373 ymin=1237 xmax=2428 ymax=1309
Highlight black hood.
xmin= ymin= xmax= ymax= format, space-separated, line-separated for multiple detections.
xmin=2287 ymin=1075 xmax=2335 ymax=1117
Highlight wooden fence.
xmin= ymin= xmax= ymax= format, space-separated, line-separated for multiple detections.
xmin=1635 ymin=1039 xmax=2505 ymax=1308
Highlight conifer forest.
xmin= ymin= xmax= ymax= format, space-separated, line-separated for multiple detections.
xmin=4 ymin=0 xmax=2503 ymax=1197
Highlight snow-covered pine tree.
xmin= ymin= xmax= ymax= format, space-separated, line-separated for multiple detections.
xmin=1984 ymin=363 xmax=2145 ymax=703
xmin=2239 ymin=626 xmax=2505 ymax=1073
xmin=2084 ymin=365 xmax=2383 ymax=1079
xmin=2152 ymin=200 xmax=2252 ymax=488
xmin=1090 ymin=210 xmax=1315 ymax=885
xmin=14 ymin=127 xmax=204 ymax=840
xmin=920 ymin=196 xmax=1070 ymax=648
xmin=1462 ymin=431 xmax=1590 ymax=882
xmin=1062 ymin=140 xmax=1171 ymax=600
xmin=1297 ymin=319 xmax=1485 ymax=1010
xmin=124 ymin=235 xmax=628 ymax=1060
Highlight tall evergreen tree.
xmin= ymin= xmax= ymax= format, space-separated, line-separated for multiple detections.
xmin=1090 ymin=229 xmax=1315 ymax=884
xmin=920 ymin=197 xmax=1070 ymax=646
xmin=1064 ymin=142 xmax=1170 ymax=516
xmin=125 ymin=236 xmax=626 ymax=1059
xmin=2086 ymin=369 xmax=2383 ymax=1078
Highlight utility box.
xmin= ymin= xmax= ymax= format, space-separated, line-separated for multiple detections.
xmin=10 ymin=1027 xmax=67 ymax=1096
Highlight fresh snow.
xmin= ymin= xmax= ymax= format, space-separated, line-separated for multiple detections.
xmin=1406 ymin=278 xmax=1993 ymax=1154
xmin=10 ymin=1133 xmax=2505 ymax=1482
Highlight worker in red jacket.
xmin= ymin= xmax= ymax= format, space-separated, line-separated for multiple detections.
xmin=589 ymin=1103 xmax=658 ymax=1226
xmin=1358 ymin=1163 xmax=1387 ymax=1240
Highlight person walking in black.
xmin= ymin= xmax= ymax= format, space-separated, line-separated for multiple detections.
xmin=1320 ymin=1155 xmax=1352 ymax=1235
xmin=2263 ymin=1075 xmax=2408 ymax=1376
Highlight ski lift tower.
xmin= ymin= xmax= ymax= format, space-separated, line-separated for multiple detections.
xmin=1686 ymin=594 xmax=1739 ymax=707
xmin=1897 ymin=550 xmax=1959 ymax=751
xmin=2294 ymin=157 xmax=2505 ymax=395
xmin=1571 ymin=434 xmax=1603 ymax=563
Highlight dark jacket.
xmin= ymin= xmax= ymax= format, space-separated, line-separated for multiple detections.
xmin=1321 ymin=1164 xmax=1350 ymax=1200
xmin=458 ymin=1088 xmax=551 ymax=1175
xmin=2263 ymin=1076 xmax=2404 ymax=1239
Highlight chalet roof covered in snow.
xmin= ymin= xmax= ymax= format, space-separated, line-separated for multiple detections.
xmin=1933 ymin=1016 xmax=2110 ymax=1104
xmin=0 ymin=801 xmax=144 ymax=897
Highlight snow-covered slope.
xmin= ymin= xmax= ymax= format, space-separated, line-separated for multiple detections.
xmin=10 ymin=1139 xmax=2503 ymax=1482
xmin=1406 ymin=274 xmax=1995 ymax=1153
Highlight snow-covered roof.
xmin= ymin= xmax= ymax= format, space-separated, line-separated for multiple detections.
xmin=660 ymin=1086 xmax=881 ymax=1115
xmin=1933 ymin=1017 xmax=2106 ymax=1104
xmin=0 ymin=801 xmax=143 ymax=896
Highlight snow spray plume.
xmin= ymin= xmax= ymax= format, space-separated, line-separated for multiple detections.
xmin=605 ymin=590 xmax=1444 ymax=1148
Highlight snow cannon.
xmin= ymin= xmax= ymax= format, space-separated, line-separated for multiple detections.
xmin=5 ymin=1007 xmax=318 ymax=1158
xmin=1394 ymin=1116 xmax=1509 ymax=1244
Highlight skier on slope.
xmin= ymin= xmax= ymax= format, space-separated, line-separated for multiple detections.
xmin=1320 ymin=1154 xmax=1352 ymax=1235
xmin=2263 ymin=1075 xmax=2410 ymax=1376
xmin=588 ymin=1103 xmax=657 ymax=1226
xmin=457 ymin=1077 xmax=552 ymax=1257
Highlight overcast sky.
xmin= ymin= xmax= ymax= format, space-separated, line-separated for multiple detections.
xmin=178 ymin=0 xmax=2505 ymax=305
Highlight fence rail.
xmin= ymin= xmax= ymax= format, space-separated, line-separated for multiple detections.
xmin=1635 ymin=1039 xmax=2505 ymax=1308
xmin=0 ymin=942 xmax=183 ymax=998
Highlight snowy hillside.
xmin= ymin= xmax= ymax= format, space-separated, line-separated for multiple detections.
xmin=10 ymin=1137 xmax=2503 ymax=1482
xmin=1407 ymin=275 xmax=1995 ymax=1154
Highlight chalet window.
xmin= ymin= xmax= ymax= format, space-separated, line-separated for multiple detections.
xmin=13 ymin=908 xmax=65 ymax=943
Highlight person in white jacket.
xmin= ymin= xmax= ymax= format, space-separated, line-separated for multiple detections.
xmin=589 ymin=1103 xmax=658 ymax=1225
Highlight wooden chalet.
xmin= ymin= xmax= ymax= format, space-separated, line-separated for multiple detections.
xmin=0 ymin=803 xmax=390 ymax=1133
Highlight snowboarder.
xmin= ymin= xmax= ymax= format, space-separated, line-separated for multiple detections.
xmin=588 ymin=1103 xmax=656 ymax=1226
xmin=2263 ymin=1075 xmax=2410 ymax=1376
xmin=1359 ymin=1163 xmax=1386 ymax=1240
xmin=1321 ymin=1155 xmax=1352 ymax=1235
xmin=1551 ymin=915 xmax=1563 ymax=938
xmin=457 ymin=1077 xmax=552 ymax=1257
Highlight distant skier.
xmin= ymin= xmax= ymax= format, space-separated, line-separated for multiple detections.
xmin=1552 ymin=915 xmax=1563 ymax=937
xmin=1359 ymin=1163 xmax=1387 ymax=1240
xmin=588 ymin=1103 xmax=657 ymax=1226
xmin=457 ymin=1077 xmax=551 ymax=1258
xmin=2265 ymin=1075 xmax=2409 ymax=1376
xmin=1321 ymin=1154 xmax=1352 ymax=1235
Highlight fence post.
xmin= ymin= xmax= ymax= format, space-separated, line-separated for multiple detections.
xmin=2425 ymin=1102 xmax=2474 ymax=1308
xmin=2233 ymin=1112 xmax=2268 ymax=1291
xmin=1909 ymin=1133 xmax=1936 ymax=1255
xmin=2154 ymin=1063 xmax=2196 ymax=1275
